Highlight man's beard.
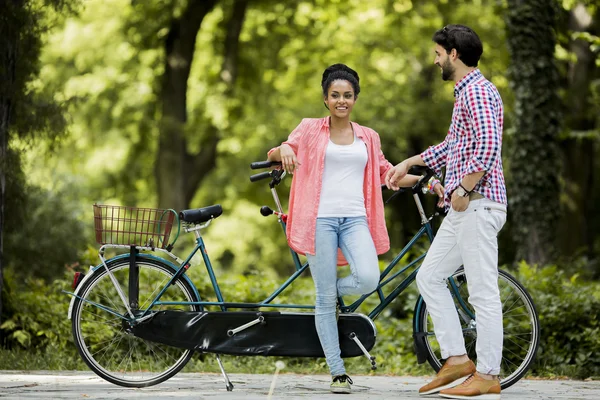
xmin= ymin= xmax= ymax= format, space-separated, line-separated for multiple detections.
xmin=441 ymin=58 xmax=455 ymax=81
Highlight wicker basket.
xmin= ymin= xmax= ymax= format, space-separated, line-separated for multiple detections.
xmin=93 ymin=204 xmax=176 ymax=249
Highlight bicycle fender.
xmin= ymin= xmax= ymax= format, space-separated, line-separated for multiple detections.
xmin=412 ymin=296 xmax=429 ymax=364
xmin=67 ymin=254 xmax=199 ymax=319
xmin=67 ymin=265 xmax=96 ymax=320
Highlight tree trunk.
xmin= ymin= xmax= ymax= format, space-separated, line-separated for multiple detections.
xmin=0 ymin=0 xmax=22 ymax=327
xmin=183 ymin=0 xmax=248 ymax=207
xmin=505 ymin=0 xmax=562 ymax=265
xmin=156 ymin=0 xmax=248 ymax=210
xmin=559 ymin=4 xmax=599 ymax=259
xmin=155 ymin=0 xmax=218 ymax=211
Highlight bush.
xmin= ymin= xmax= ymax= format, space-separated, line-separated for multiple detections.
xmin=0 ymin=269 xmax=84 ymax=369
xmin=511 ymin=262 xmax=600 ymax=379
xmin=1 ymin=270 xmax=72 ymax=349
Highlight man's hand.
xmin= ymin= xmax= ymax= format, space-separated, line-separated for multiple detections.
xmin=451 ymin=190 xmax=469 ymax=212
xmin=433 ymin=182 xmax=445 ymax=208
xmin=279 ymin=144 xmax=300 ymax=174
xmin=385 ymin=161 xmax=409 ymax=190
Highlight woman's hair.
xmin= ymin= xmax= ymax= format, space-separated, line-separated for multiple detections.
xmin=321 ymin=63 xmax=360 ymax=98
xmin=432 ymin=24 xmax=483 ymax=67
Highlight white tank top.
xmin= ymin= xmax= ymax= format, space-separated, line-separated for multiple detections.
xmin=317 ymin=135 xmax=368 ymax=217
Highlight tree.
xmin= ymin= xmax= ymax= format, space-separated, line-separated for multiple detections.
xmin=505 ymin=0 xmax=562 ymax=265
xmin=0 ymin=0 xmax=75 ymax=325
xmin=155 ymin=0 xmax=248 ymax=210
xmin=558 ymin=3 xmax=600 ymax=264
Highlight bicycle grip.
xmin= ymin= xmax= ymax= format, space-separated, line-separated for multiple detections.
xmin=250 ymin=161 xmax=281 ymax=170
xmin=249 ymin=171 xmax=272 ymax=182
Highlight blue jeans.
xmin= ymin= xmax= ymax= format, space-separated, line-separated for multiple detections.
xmin=306 ymin=217 xmax=380 ymax=376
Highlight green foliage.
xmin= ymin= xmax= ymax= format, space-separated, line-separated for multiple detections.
xmin=512 ymin=262 xmax=600 ymax=378
xmin=4 ymin=162 xmax=91 ymax=281
xmin=1 ymin=269 xmax=76 ymax=352
xmin=0 ymin=267 xmax=86 ymax=369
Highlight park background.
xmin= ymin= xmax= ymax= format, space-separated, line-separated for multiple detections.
xmin=1 ymin=0 xmax=599 ymax=380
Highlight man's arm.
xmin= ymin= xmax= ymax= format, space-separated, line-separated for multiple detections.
xmin=385 ymin=155 xmax=424 ymax=190
xmin=461 ymin=85 xmax=502 ymax=190
xmin=451 ymin=86 xmax=501 ymax=211
xmin=459 ymin=171 xmax=485 ymax=192
xmin=385 ymin=140 xmax=447 ymax=191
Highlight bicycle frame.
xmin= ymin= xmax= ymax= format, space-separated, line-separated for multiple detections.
xmin=123 ymin=181 xmax=455 ymax=322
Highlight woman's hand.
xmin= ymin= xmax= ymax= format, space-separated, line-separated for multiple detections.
xmin=385 ymin=161 xmax=409 ymax=190
xmin=279 ymin=144 xmax=300 ymax=174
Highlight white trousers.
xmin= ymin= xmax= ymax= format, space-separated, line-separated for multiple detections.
xmin=416 ymin=198 xmax=507 ymax=375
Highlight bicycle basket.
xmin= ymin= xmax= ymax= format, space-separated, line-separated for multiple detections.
xmin=93 ymin=204 xmax=177 ymax=249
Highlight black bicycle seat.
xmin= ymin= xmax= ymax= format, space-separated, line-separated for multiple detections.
xmin=179 ymin=205 xmax=223 ymax=224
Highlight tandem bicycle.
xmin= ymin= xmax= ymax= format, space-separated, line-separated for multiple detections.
xmin=65 ymin=162 xmax=540 ymax=391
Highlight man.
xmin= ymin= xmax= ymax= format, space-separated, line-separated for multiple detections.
xmin=386 ymin=24 xmax=507 ymax=399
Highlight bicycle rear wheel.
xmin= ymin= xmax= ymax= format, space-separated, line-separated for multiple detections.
xmin=71 ymin=257 xmax=201 ymax=387
xmin=413 ymin=268 xmax=539 ymax=389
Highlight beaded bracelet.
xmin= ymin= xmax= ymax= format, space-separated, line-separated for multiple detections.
xmin=426 ymin=177 xmax=440 ymax=194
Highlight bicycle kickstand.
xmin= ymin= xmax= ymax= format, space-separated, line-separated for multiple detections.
xmin=215 ymin=354 xmax=234 ymax=391
xmin=349 ymin=332 xmax=377 ymax=370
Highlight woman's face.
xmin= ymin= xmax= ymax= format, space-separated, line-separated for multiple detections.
xmin=324 ymin=80 xmax=356 ymax=119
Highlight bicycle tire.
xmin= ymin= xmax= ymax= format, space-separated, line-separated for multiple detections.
xmin=71 ymin=257 xmax=201 ymax=387
xmin=413 ymin=268 xmax=540 ymax=390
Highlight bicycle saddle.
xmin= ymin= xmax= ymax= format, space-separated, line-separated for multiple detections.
xmin=179 ymin=205 xmax=223 ymax=224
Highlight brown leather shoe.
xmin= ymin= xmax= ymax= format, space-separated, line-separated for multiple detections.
xmin=418 ymin=360 xmax=476 ymax=395
xmin=439 ymin=372 xmax=501 ymax=399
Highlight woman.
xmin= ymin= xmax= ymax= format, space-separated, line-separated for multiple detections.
xmin=267 ymin=64 xmax=441 ymax=393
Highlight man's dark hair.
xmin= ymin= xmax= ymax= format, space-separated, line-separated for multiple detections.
xmin=432 ymin=25 xmax=483 ymax=67
xmin=321 ymin=63 xmax=360 ymax=98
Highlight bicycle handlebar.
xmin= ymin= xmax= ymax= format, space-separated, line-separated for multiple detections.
xmin=249 ymin=160 xmax=437 ymax=199
xmin=384 ymin=166 xmax=437 ymax=204
xmin=249 ymin=161 xmax=286 ymax=187
xmin=249 ymin=171 xmax=272 ymax=182
xmin=251 ymin=161 xmax=282 ymax=170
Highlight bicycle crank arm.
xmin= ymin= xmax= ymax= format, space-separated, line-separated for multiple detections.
xmin=349 ymin=332 xmax=377 ymax=370
xmin=227 ymin=312 xmax=266 ymax=336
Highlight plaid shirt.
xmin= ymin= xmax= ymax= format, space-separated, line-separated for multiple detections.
xmin=421 ymin=69 xmax=507 ymax=210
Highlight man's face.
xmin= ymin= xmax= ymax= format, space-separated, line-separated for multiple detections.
xmin=434 ymin=44 xmax=455 ymax=81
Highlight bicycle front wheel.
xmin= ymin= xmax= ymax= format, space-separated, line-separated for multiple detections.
xmin=71 ymin=257 xmax=201 ymax=387
xmin=413 ymin=268 xmax=540 ymax=389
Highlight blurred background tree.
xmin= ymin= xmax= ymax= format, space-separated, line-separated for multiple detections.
xmin=0 ymin=0 xmax=83 ymax=328
xmin=505 ymin=0 xmax=562 ymax=266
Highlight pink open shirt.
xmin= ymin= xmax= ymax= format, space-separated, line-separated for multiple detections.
xmin=268 ymin=117 xmax=393 ymax=265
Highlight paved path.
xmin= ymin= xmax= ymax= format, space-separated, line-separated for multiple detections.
xmin=1 ymin=371 xmax=599 ymax=399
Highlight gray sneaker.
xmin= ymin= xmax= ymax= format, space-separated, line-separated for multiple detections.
xmin=331 ymin=374 xmax=353 ymax=394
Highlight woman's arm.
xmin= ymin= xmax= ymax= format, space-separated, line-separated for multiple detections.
xmin=268 ymin=144 xmax=298 ymax=173
xmin=267 ymin=146 xmax=282 ymax=161
xmin=267 ymin=119 xmax=307 ymax=173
